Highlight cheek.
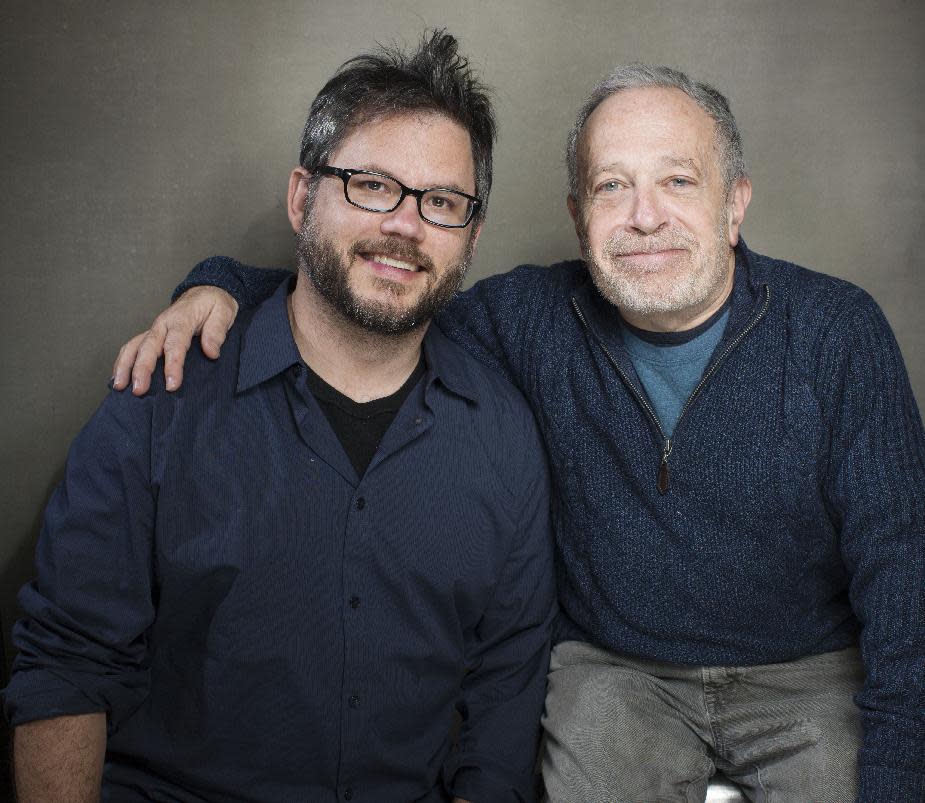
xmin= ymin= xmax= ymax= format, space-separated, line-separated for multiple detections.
xmin=578 ymin=211 xmax=611 ymax=252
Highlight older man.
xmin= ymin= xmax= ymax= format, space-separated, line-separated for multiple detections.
xmin=3 ymin=32 xmax=556 ymax=803
xmin=112 ymin=65 xmax=925 ymax=801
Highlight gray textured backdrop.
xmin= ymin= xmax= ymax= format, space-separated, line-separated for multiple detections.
xmin=1 ymin=0 xmax=923 ymax=679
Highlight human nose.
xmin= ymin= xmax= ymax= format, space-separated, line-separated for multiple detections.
xmin=627 ymin=185 xmax=668 ymax=235
xmin=379 ymin=193 xmax=425 ymax=241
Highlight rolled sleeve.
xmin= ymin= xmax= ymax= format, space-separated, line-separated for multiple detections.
xmin=4 ymin=387 xmax=158 ymax=729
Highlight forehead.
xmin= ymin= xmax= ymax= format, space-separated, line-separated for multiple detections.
xmin=580 ymin=87 xmax=719 ymax=176
xmin=329 ymin=112 xmax=476 ymax=192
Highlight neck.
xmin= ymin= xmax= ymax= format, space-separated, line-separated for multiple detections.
xmin=288 ymin=275 xmax=427 ymax=402
xmin=619 ymin=250 xmax=736 ymax=333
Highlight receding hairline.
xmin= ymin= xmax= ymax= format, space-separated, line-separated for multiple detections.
xmin=573 ymin=85 xmax=729 ymax=194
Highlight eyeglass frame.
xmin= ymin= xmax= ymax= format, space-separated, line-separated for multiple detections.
xmin=311 ymin=165 xmax=482 ymax=229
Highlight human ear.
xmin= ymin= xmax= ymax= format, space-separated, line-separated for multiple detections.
xmin=287 ymin=167 xmax=312 ymax=233
xmin=727 ymin=177 xmax=752 ymax=246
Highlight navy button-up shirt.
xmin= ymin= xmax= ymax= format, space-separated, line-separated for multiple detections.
xmin=5 ymin=281 xmax=556 ymax=802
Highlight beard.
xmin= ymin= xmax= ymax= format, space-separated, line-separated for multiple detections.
xmin=295 ymin=215 xmax=474 ymax=336
xmin=580 ymin=212 xmax=731 ymax=317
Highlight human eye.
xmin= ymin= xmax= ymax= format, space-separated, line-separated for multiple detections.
xmin=357 ymin=178 xmax=388 ymax=193
xmin=425 ymin=192 xmax=459 ymax=211
xmin=592 ymin=179 xmax=624 ymax=196
xmin=667 ymin=176 xmax=694 ymax=188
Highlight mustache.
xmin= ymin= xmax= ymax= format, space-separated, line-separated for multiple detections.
xmin=603 ymin=230 xmax=695 ymax=258
xmin=350 ymin=238 xmax=436 ymax=272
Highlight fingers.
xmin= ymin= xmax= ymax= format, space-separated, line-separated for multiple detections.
xmin=111 ymin=333 xmax=148 ymax=392
xmin=198 ymin=295 xmax=238 ymax=359
xmin=109 ymin=287 xmax=239 ymax=396
xmin=132 ymin=319 xmax=173 ymax=396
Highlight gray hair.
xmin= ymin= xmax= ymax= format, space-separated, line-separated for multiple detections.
xmin=566 ymin=63 xmax=746 ymax=199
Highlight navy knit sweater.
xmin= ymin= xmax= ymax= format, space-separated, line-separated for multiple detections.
xmin=178 ymin=242 xmax=925 ymax=800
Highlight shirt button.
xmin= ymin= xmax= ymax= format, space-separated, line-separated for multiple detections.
xmin=344 ymin=788 xmax=353 ymax=800
xmin=289 ymin=364 xmax=301 ymax=378
xmin=349 ymin=694 xmax=360 ymax=708
xmin=414 ymin=416 xmax=423 ymax=425
xmin=349 ymin=595 xmax=360 ymax=609
xmin=356 ymin=497 xmax=365 ymax=510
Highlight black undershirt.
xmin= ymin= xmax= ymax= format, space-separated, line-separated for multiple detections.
xmin=304 ymin=354 xmax=427 ymax=478
xmin=619 ymin=295 xmax=732 ymax=346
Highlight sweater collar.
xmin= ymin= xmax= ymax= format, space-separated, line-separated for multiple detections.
xmin=571 ymin=239 xmax=767 ymax=356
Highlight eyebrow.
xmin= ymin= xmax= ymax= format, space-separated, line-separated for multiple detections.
xmin=663 ymin=156 xmax=702 ymax=174
xmin=589 ymin=156 xmax=704 ymax=177
xmin=354 ymin=163 xmax=474 ymax=195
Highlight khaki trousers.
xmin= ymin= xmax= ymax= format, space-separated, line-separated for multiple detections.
xmin=542 ymin=640 xmax=864 ymax=803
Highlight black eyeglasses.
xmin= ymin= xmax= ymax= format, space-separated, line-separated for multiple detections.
xmin=313 ymin=165 xmax=481 ymax=229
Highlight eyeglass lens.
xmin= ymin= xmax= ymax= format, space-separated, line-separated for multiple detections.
xmin=345 ymin=173 xmax=473 ymax=227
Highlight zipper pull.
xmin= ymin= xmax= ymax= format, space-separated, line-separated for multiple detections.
xmin=657 ymin=439 xmax=672 ymax=495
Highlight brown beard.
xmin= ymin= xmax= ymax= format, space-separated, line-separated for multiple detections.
xmin=295 ymin=217 xmax=473 ymax=336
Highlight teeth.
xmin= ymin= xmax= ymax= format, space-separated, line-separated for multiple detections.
xmin=371 ymin=254 xmax=418 ymax=272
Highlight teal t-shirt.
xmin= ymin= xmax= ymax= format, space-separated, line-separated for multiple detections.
xmin=620 ymin=304 xmax=730 ymax=436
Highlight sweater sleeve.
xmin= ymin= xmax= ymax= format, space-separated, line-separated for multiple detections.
xmin=171 ymin=256 xmax=292 ymax=308
xmin=173 ymin=255 xmax=555 ymax=392
xmin=821 ymin=290 xmax=925 ymax=800
xmin=434 ymin=264 xmax=554 ymax=388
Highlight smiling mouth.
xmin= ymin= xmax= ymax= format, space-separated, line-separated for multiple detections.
xmin=361 ymin=253 xmax=422 ymax=273
xmin=616 ymin=248 xmax=687 ymax=258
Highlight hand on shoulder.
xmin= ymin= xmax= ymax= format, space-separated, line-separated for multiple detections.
xmin=111 ymin=286 xmax=239 ymax=396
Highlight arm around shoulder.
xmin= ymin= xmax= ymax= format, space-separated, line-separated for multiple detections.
xmin=435 ymin=264 xmax=557 ymax=386
xmin=112 ymin=257 xmax=291 ymax=395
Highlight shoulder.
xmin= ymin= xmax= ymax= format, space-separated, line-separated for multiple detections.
xmin=105 ymin=316 xmax=248 ymax=430
xmin=742 ymin=247 xmax=906 ymax=406
xmin=744 ymin=245 xmax=889 ymax=340
xmin=425 ymin=325 xmax=546 ymax=460
xmin=429 ymin=324 xmax=532 ymax=406
xmin=469 ymin=259 xmax=589 ymax=299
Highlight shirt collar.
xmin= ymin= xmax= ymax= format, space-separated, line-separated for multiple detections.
xmin=237 ymin=278 xmax=303 ymax=393
xmin=237 ymin=279 xmax=482 ymax=405
xmin=420 ymin=322 xmax=483 ymax=405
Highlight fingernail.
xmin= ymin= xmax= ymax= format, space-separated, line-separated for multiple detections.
xmin=108 ymin=376 xmax=116 ymax=390
xmin=166 ymin=375 xmax=176 ymax=391
xmin=132 ymin=378 xmax=139 ymax=392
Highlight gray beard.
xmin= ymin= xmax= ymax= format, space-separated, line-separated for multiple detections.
xmin=580 ymin=218 xmax=730 ymax=317
xmin=296 ymin=218 xmax=473 ymax=336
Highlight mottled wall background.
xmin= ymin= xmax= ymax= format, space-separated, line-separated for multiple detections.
xmin=1 ymin=0 xmax=922 ymax=751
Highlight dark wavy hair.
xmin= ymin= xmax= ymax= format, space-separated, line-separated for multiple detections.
xmin=298 ymin=30 xmax=495 ymax=223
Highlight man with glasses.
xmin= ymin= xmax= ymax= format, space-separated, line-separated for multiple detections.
xmin=107 ymin=63 xmax=925 ymax=801
xmin=3 ymin=32 xmax=556 ymax=802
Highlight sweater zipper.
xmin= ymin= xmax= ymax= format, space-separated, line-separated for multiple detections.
xmin=570 ymin=283 xmax=771 ymax=494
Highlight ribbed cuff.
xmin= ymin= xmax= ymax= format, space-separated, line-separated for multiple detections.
xmin=171 ymin=256 xmax=246 ymax=304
